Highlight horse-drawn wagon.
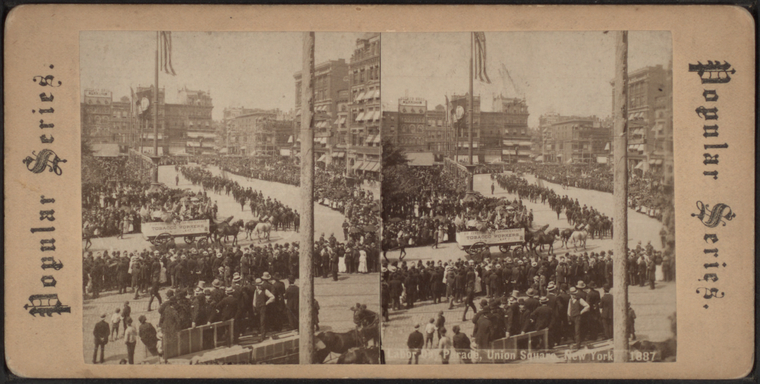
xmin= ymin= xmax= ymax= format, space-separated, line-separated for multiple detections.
xmin=456 ymin=227 xmax=526 ymax=261
xmin=142 ymin=219 xmax=212 ymax=248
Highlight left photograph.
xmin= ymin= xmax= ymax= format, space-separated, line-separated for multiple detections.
xmin=80 ymin=31 xmax=381 ymax=365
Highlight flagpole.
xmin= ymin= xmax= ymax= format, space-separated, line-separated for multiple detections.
xmin=153 ymin=31 xmax=160 ymax=179
xmin=467 ymin=32 xmax=474 ymax=192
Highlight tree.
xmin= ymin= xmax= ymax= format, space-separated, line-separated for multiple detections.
xmin=381 ymin=138 xmax=408 ymax=168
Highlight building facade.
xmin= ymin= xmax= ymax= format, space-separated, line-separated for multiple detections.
xmin=347 ymin=33 xmax=382 ymax=176
xmin=294 ymin=59 xmax=349 ymax=165
xmin=611 ymin=64 xmax=672 ymax=174
xmin=542 ymin=116 xmax=610 ymax=164
xmin=396 ymin=97 xmax=428 ymax=152
xmin=492 ymin=95 xmax=531 ymax=163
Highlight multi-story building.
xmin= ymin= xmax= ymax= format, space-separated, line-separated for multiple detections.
xmin=611 ymin=64 xmax=671 ymax=173
xmin=425 ymin=105 xmax=448 ymax=154
xmin=81 ymin=89 xmax=119 ymax=145
xmin=82 ymin=86 xmax=215 ymax=156
xmin=232 ymin=110 xmax=279 ymax=157
xmin=543 ymin=116 xmax=610 ymax=164
xmin=347 ymin=33 xmax=382 ymax=176
xmin=450 ymin=94 xmax=482 ymax=163
xmin=382 ymin=110 xmax=399 ymax=146
xmin=492 ymin=95 xmax=531 ymax=163
xmin=134 ymin=85 xmax=167 ymax=155
xmin=170 ymin=87 xmax=214 ymax=155
xmin=332 ymin=89 xmax=351 ymax=165
xmin=396 ymin=97 xmax=428 ymax=152
xmin=294 ymin=59 xmax=349 ymax=165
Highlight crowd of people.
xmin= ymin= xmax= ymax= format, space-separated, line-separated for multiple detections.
xmin=86 ymin=241 xmax=306 ymax=363
xmin=385 ymin=238 xmax=672 ymax=362
xmin=381 ymin=166 xmax=537 ymax=254
xmin=82 ymin=158 xmax=216 ymax=242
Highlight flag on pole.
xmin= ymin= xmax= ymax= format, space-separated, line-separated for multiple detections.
xmin=160 ymin=31 xmax=177 ymax=76
xmin=473 ymin=32 xmax=491 ymax=84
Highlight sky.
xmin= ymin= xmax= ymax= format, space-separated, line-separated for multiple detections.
xmin=381 ymin=31 xmax=671 ymax=127
xmin=80 ymin=32 xmax=365 ymax=121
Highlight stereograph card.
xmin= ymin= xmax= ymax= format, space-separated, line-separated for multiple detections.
xmin=3 ymin=4 xmax=755 ymax=379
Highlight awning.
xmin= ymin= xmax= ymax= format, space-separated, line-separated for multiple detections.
xmin=370 ymin=135 xmax=381 ymax=143
xmin=339 ymin=117 xmax=346 ymax=125
xmin=334 ymin=117 xmax=342 ymax=125
xmin=656 ymin=159 xmax=663 ymax=165
xmin=352 ymin=161 xmax=365 ymax=170
xmin=372 ymin=110 xmax=381 ymax=121
xmin=534 ymin=155 xmax=544 ymax=162
xmin=634 ymin=161 xmax=645 ymax=170
xmin=219 ymin=148 xmax=229 ymax=154
xmin=187 ymin=131 xmax=216 ymax=139
xmin=596 ymin=156 xmax=607 ymax=164
xmin=355 ymin=112 xmax=365 ymax=122
xmin=567 ymin=158 xmax=573 ymax=164
xmin=366 ymin=162 xmax=381 ymax=172
xmin=280 ymin=148 xmax=291 ymax=156
xmin=316 ymin=154 xmax=327 ymax=163
xmin=331 ymin=152 xmax=345 ymax=158
xmin=502 ymin=149 xmax=517 ymax=155
xmin=356 ymin=92 xmax=366 ymax=102
xmin=649 ymin=159 xmax=656 ymax=164
xmin=365 ymin=135 xmax=376 ymax=144
xmin=287 ymin=135 xmax=293 ymax=143
xmin=604 ymin=142 xmax=610 ymax=151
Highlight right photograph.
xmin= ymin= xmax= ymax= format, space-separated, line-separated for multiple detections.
xmin=380 ymin=31 xmax=676 ymax=364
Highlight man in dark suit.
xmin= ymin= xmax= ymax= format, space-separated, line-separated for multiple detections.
xmin=92 ymin=313 xmax=110 ymax=364
xmin=407 ymin=324 xmax=424 ymax=364
xmin=585 ymin=281 xmax=602 ymax=341
xmin=389 ymin=274 xmax=403 ymax=311
xmin=452 ymin=325 xmax=472 ymax=364
xmin=530 ymin=297 xmax=555 ymax=349
xmin=600 ymin=284 xmax=614 ymax=339
xmin=473 ymin=301 xmax=494 ymax=353
xmin=285 ymin=277 xmax=299 ymax=330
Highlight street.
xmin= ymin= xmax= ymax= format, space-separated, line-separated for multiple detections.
xmin=83 ymin=165 xmax=378 ymax=364
xmin=381 ymin=173 xmax=676 ymax=364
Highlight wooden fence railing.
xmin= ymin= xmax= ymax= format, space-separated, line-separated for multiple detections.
xmin=163 ymin=319 xmax=235 ymax=359
xmin=487 ymin=328 xmax=549 ymax=362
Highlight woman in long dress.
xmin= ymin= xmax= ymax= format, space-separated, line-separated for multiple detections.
xmin=358 ymin=247 xmax=368 ymax=274
xmin=338 ymin=255 xmax=347 ymax=273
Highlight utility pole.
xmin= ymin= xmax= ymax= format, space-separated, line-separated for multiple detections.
xmin=152 ymin=31 xmax=160 ymax=182
xmin=298 ymin=31 xmax=316 ymax=365
xmin=467 ymin=32 xmax=475 ymax=192
xmin=612 ymin=30 xmax=630 ymax=363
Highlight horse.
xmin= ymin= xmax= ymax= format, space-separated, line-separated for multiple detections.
xmin=336 ymin=346 xmax=381 ymax=364
xmin=252 ymin=221 xmax=273 ymax=243
xmin=314 ymin=329 xmax=370 ymax=364
xmin=531 ymin=228 xmax=559 ymax=253
xmin=244 ymin=219 xmax=259 ymax=240
xmin=216 ymin=219 xmax=244 ymax=246
xmin=560 ymin=228 xmax=575 ymax=248
xmin=570 ymin=230 xmax=588 ymax=249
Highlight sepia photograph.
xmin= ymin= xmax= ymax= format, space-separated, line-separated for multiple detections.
xmin=380 ymin=31 xmax=676 ymax=364
xmin=79 ymin=31 xmax=380 ymax=365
